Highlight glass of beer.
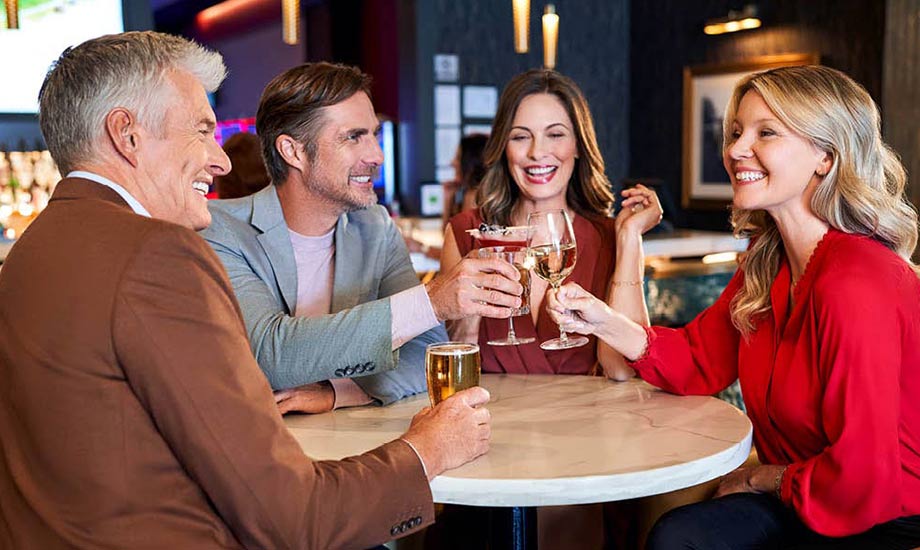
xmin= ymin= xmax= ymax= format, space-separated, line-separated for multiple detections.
xmin=425 ymin=342 xmax=481 ymax=406
xmin=477 ymin=246 xmax=535 ymax=346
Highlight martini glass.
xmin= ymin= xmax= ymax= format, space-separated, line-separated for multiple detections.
xmin=476 ymin=245 xmax=535 ymax=346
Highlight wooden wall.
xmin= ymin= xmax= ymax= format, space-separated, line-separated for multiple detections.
xmin=883 ymin=0 xmax=920 ymax=220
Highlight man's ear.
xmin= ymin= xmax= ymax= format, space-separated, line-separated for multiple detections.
xmin=105 ymin=108 xmax=141 ymax=168
xmin=276 ymin=134 xmax=307 ymax=174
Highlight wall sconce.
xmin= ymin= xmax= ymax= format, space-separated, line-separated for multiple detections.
xmin=4 ymin=0 xmax=19 ymax=30
xmin=512 ymin=0 xmax=529 ymax=53
xmin=542 ymin=4 xmax=558 ymax=69
xmin=704 ymin=4 xmax=760 ymax=35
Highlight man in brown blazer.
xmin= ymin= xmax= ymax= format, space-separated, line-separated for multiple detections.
xmin=0 ymin=31 xmax=491 ymax=549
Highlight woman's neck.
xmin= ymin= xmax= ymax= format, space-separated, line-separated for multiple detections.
xmin=510 ymin=196 xmax=573 ymax=226
xmin=771 ymin=211 xmax=829 ymax=284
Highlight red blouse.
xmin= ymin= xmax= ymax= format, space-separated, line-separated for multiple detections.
xmin=450 ymin=209 xmax=617 ymax=375
xmin=632 ymin=229 xmax=920 ymax=536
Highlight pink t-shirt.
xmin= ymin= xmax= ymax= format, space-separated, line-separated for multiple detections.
xmin=288 ymin=228 xmax=438 ymax=407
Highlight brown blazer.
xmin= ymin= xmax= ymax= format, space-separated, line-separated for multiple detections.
xmin=0 ymin=178 xmax=434 ymax=549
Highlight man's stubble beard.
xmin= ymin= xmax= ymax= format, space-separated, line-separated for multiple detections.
xmin=303 ymin=161 xmax=378 ymax=214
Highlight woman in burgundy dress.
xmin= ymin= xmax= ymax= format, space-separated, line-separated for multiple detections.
xmin=441 ymin=69 xmax=661 ymax=377
xmin=548 ymin=65 xmax=920 ymax=549
xmin=435 ymin=68 xmax=663 ymax=550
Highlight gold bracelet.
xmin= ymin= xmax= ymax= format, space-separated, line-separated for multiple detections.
xmin=612 ymin=280 xmax=643 ymax=287
xmin=774 ymin=466 xmax=787 ymax=500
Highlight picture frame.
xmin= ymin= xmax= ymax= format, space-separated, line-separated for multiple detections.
xmin=681 ymin=53 xmax=821 ymax=209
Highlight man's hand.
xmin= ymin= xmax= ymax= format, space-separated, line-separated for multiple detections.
xmin=274 ymin=382 xmax=335 ymax=415
xmin=425 ymin=257 xmax=522 ymax=321
xmin=401 ymin=386 xmax=491 ymax=480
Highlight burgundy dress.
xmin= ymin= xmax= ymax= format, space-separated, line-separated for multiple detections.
xmin=449 ymin=209 xmax=617 ymax=375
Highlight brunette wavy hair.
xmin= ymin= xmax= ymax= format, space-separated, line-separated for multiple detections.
xmin=477 ymin=69 xmax=614 ymax=226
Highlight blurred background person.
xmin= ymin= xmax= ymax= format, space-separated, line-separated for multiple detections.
xmin=548 ymin=65 xmax=920 ymax=550
xmin=442 ymin=133 xmax=488 ymax=227
xmin=213 ymin=132 xmax=269 ymax=199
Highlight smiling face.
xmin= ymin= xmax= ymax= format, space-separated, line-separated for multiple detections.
xmin=302 ymin=91 xmax=383 ymax=213
xmin=136 ymin=69 xmax=230 ymax=230
xmin=504 ymin=93 xmax=578 ymax=207
xmin=724 ymin=91 xmax=830 ymax=217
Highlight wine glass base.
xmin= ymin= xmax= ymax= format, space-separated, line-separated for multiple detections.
xmin=540 ymin=335 xmax=589 ymax=350
xmin=487 ymin=336 xmax=537 ymax=346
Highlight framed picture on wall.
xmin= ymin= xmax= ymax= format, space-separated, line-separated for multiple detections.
xmin=682 ymin=53 xmax=820 ymax=209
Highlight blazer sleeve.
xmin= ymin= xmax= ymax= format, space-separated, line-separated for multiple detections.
xmin=112 ymin=226 xmax=434 ymax=549
xmin=202 ymin=211 xmax=398 ymax=390
xmin=779 ymin=267 xmax=909 ymax=536
xmin=351 ymin=218 xmax=448 ymax=405
xmin=629 ymin=269 xmax=743 ymax=395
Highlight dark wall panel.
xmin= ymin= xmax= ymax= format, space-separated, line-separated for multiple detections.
xmin=206 ymin=21 xmax=306 ymax=120
xmin=630 ymin=0 xmax=885 ymax=231
xmin=883 ymin=0 xmax=920 ymax=221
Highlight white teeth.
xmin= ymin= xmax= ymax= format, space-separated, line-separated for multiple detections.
xmin=350 ymin=176 xmax=371 ymax=183
xmin=525 ymin=166 xmax=556 ymax=176
xmin=192 ymin=181 xmax=209 ymax=194
xmin=735 ymin=171 xmax=766 ymax=182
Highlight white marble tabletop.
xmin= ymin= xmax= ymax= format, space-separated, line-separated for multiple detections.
xmin=285 ymin=374 xmax=752 ymax=507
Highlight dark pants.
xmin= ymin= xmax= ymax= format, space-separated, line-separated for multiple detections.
xmin=647 ymin=493 xmax=920 ymax=550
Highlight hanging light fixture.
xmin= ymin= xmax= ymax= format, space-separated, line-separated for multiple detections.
xmin=282 ymin=0 xmax=299 ymax=45
xmin=703 ymin=4 xmax=761 ymax=35
xmin=512 ymin=0 xmax=529 ymax=53
xmin=4 ymin=0 xmax=19 ymax=30
xmin=542 ymin=4 xmax=558 ymax=69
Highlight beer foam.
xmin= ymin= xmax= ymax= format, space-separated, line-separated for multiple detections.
xmin=427 ymin=343 xmax=479 ymax=355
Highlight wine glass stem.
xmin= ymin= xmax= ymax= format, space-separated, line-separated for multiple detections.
xmin=507 ymin=315 xmax=517 ymax=340
xmin=551 ymin=282 xmax=569 ymax=343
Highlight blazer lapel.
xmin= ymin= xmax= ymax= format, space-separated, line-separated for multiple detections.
xmin=251 ymin=186 xmax=298 ymax=313
xmin=331 ymin=213 xmax=363 ymax=313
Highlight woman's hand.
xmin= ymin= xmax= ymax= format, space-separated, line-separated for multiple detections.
xmin=546 ymin=282 xmax=615 ymax=336
xmin=616 ymin=183 xmax=663 ymax=236
xmin=714 ymin=465 xmax=786 ymax=499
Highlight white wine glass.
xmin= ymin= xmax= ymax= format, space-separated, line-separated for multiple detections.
xmin=527 ymin=209 xmax=588 ymax=350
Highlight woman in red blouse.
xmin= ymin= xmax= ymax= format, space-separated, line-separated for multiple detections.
xmin=547 ymin=65 xmax=920 ymax=548
xmin=441 ymin=69 xmax=662 ymax=377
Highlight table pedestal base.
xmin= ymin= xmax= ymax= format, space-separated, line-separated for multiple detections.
xmin=489 ymin=507 xmax=536 ymax=550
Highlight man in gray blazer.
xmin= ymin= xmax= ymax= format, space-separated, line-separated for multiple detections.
xmin=201 ymin=62 xmax=522 ymax=412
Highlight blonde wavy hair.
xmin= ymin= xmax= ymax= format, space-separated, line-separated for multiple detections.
xmin=478 ymin=69 xmax=614 ymax=226
xmin=727 ymin=65 xmax=919 ymax=335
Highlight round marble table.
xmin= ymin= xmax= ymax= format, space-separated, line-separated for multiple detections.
xmin=285 ymin=374 xmax=752 ymax=547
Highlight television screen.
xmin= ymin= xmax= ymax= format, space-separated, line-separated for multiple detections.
xmin=0 ymin=0 xmax=124 ymax=114
xmin=373 ymin=119 xmax=395 ymax=206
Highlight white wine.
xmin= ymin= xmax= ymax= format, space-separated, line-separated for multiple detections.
xmin=425 ymin=343 xmax=481 ymax=406
xmin=530 ymin=243 xmax=577 ymax=285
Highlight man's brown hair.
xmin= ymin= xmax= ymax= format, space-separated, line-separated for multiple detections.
xmin=256 ymin=62 xmax=372 ymax=184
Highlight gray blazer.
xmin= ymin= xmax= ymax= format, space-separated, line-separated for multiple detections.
xmin=200 ymin=185 xmax=445 ymax=405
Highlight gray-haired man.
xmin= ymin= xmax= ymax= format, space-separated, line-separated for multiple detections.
xmin=0 ymin=31 xmax=490 ymax=549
